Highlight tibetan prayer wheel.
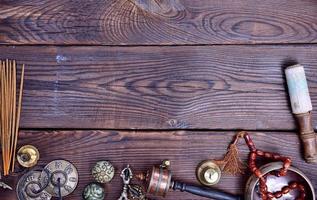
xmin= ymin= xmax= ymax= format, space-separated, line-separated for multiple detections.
xmin=137 ymin=161 xmax=241 ymax=200
xmin=285 ymin=64 xmax=317 ymax=163
xmin=146 ymin=166 xmax=172 ymax=196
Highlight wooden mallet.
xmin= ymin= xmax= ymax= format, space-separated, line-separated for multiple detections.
xmin=285 ymin=64 xmax=317 ymax=163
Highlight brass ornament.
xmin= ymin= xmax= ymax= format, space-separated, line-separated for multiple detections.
xmin=16 ymin=170 xmax=52 ymax=200
xmin=41 ymin=160 xmax=78 ymax=197
xmin=83 ymin=183 xmax=105 ymax=200
xmin=196 ymin=160 xmax=221 ymax=186
xmin=17 ymin=145 xmax=40 ymax=168
xmin=128 ymin=184 xmax=147 ymax=200
xmin=92 ymin=161 xmax=115 ymax=183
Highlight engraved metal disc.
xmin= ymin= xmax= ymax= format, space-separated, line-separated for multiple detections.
xmin=17 ymin=171 xmax=52 ymax=200
xmin=42 ymin=160 xmax=79 ymax=197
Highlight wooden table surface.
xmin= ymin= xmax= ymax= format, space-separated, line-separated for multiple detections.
xmin=1 ymin=0 xmax=317 ymax=199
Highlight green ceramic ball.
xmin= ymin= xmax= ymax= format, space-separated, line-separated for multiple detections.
xmin=83 ymin=183 xmax=105 ymax=200
xmin=92 ymin=161 xmax=115 ymax=183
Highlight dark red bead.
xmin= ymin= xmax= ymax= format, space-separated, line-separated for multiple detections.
xmin=256 ymin=150 xmax=264 ymax=156
xmin=282 ymin=186 xmax=290 ymax=194
xmin=274 ymin=191 xmax=283 ymax=198
xmin=290 ymin=182 xmax=297 ymax=189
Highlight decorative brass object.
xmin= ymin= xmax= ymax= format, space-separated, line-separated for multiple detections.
xmin=16 ymin=170 xmax=52 ymax=200
xmin=41 ymin=160 xmax=78 ymax=197
xmin=196 ymin=160 xmax=221 ymax=186
xmin=17 ymin=145 xmax=40 ymax=168
xmin=128 ymin=184 xmax=147 ymax=200
xmin=83 ymin=183 xmax=105 ymax=200
xmin=92 ymin=160 xmax=115 ymax=183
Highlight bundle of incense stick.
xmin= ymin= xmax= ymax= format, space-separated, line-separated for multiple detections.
xmin=0 ymin=59 xmax=24 ymax=176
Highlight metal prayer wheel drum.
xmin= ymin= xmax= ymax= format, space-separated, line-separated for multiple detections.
xmin=145 ymin=166 xmax=172 ymax=197
xmin=245 ymin=162 xmax=315 ymax=200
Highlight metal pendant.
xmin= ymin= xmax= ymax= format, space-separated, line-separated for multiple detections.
xmin=41 ymin=160 xmax=78 ymax=198
xmin=16 ymin=170 xmax=52 ymax=200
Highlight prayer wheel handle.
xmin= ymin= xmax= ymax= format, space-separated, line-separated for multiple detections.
xmin=172 ymin=181 xmax=242 ymax=200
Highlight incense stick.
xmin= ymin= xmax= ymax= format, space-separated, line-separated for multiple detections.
xmin=11 ymin=64 xmax=24 ymax=172
xmin=0 ymin=60 xmax=25 ymax=175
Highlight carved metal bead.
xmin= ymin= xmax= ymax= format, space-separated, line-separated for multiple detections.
xmin=83 ymin=183 xmax=105 ymax=200
xmin=92 ymin=161 xmax=115 ymax=183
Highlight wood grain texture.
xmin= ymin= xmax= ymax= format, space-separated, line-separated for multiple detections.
xmin=1 ymin=0 xmax=317 ymax=45
xmin=1 ymin=130 xmax=317 ymax=200
xmin=1 ymin=45 xmax=317 ymax=130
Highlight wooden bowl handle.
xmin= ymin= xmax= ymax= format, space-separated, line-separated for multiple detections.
xmin=295 ymin=112 xmax=317 ymax=163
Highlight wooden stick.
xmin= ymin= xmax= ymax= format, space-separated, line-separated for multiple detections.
xmin=0 ymin=61 xmax=3 ymax=175
xmin=11 ymin=64 xmax=24 ymax=172
xmin=9 ymin=61 xmax=16 ymax=170
xmin=7 ymin=60 xmax=13 ymax=175
xmin=4 ymin=60 xmax=9 ymax=175
xmin=3 ymin=60 xmax=9 ymax=175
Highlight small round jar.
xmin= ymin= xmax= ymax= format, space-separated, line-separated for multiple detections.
xmin=92 ymin=161 xmax=115 ymax=183
xmin=83 ymin=183 xmax=105 ymax=200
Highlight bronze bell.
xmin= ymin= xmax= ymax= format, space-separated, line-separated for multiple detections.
xmin=17 ymin=145 xmax=40 ymax=168
xmin=196 ymin=160 xmax=221 ymax=186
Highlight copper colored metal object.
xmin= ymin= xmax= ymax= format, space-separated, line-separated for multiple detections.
xmin=146 ymin=165 xmax=172 ymax=197
xmin=17 ymin=145 xmax=40 ymax=168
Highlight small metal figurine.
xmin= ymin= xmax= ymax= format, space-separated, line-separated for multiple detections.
xmin=83 ymin=183 xmax=105 ymax=200
xmin=92 ymin=161 xmax=115 ymax=183
xmin=118 ymin=165 xmax=133 ymax=200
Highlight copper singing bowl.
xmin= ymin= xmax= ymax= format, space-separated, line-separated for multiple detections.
xmin=245 ymin=162 xmax=315 ymax=200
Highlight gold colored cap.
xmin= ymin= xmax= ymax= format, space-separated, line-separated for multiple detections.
xmin=196 ymin=160 xmax=221 ymax=186
xmin=17 ymin=145 xmax=40 ymax=168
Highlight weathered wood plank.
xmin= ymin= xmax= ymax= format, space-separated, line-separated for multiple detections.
xmin=1 ymin=45 xmax=317 ymax=130
xmin=1 ymin=130 xmax=316 ymax=199
xmin=1 ymin=0 xmax=317 ymax=45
